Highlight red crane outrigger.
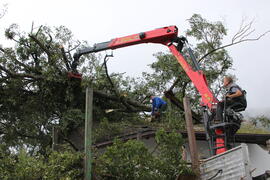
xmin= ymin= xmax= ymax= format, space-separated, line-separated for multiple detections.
xmin=73 ymin=26 xmax=228 ymax=155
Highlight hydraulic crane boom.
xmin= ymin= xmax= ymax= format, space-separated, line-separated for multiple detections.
xmin=73 ymin=26 xmax=232 ymax=156
xmin=73 ymin=26 xmax=177 ymax=59
xmin=73 ymin=26 xmax=218 ymax=108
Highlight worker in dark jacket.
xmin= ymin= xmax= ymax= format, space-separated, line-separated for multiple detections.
xmin=216 ymin=76 xmax=247 ymax=122
xmin=150 ymin=96 xmax=167 ymax=121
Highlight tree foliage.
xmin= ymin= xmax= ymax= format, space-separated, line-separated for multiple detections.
xmin=95 ymin=129 xmax=192 ymax=180
xmin=143 ymin=14 xmax=232 ymax=113
xmin=250 ymin=115 xmax=270 ymax=129
xmin=0 ymin=145 xmax=83 ymax=180
xmin=1 ymin=24 xmax=84 ymax=153
xmin=0 ymin=24 xmax=149 ymax=153
xmin=0 ymin=13 xmax=251 ymax=178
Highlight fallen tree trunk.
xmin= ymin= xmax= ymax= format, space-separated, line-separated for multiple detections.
xmin=164 ymin=90 xmax=201 ymax=124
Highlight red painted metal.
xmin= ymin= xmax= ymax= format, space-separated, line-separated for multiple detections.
xmin=107 ymin=26 xmax=178 ymax=49
xmin=215 ymin=129 xmax=226 ymax=154
xmin=168 ymin=44 xmax=218 ymax=108
xmin=74 ymin=25 xmax=226 ymax=155
xmin=95 ymin=26 xmax=218 ymax=109
xmin=67 ymin=72 xmax=82 ymax=79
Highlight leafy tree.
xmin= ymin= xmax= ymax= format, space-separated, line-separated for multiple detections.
xmin=154 ymin=129 xmax=192 ymax=178
xmin=1 ymin=24 xmax=82 ymax=153
xmin=0 ymin=24 xmax=149 ymax=153
xmin=0 ymin=145 xmax=83 ymax=180
xmin=95 ymin=139 xmax=159 ymax=180
xmin=0 ymin=145 xmax=15 ymax=179
xmin=250 ymin=115 xmax=270 ymax=129
xmin=143 ymin=14 xmax=268 ymax=118
xmin=0 ymin=13 xmax=268 ymax=178
xmin=143 ymin=14 xmax=232 ymax=113
xmin=43 ymin=150 xmax=83 ymax=180
xmin=95 ymin=129 xmax=192 ymax=180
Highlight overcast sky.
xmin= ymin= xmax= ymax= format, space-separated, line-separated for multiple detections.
xmin=1 ymin=0 xmax=270 ymax=115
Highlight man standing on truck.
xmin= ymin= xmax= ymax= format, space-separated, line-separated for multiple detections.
xmin=150 ymin=96 xmax=167 ymax=121
xmin=216 ymin=76 xmax=247 ymax=122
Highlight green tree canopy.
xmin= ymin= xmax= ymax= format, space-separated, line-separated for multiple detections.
xmin=0 ymin=14 xmax=241 ymax=155
xmin=1 ymin=13 xmax=266 ymax=179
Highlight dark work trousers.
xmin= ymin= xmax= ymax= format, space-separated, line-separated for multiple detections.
xmin=154 ymin=104 xmax=167 ymax=122
xmin=216 ymin=100 xmax=234 ymax=122
xmin=158 ymin=103 xmax=167 ymax=113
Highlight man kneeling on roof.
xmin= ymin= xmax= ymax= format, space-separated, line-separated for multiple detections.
xmin=150 ymin=95 xmax=167 ymax=121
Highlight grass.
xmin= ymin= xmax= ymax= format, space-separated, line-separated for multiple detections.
xmin=237 ymin=123 xmax=270 ymax=134
xmin=193 ymin=123 xmax=270 ymax=134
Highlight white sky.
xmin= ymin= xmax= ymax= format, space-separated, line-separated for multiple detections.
xmin=1 ymin=0 xmax=270 ymax=114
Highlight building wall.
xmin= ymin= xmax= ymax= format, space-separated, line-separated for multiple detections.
xmin=248 ymin=143 xmax=270 ymax=177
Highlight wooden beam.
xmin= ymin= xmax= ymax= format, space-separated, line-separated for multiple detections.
xmin=267 ymin=139 xmax=270 ymax=154
xmin=183 ymin=97 xmax=200 ymax=175
xmin=85 ymin=87 xmax=93 ymax=180
xmin=52 ymin=126 xmax=59 ymax=151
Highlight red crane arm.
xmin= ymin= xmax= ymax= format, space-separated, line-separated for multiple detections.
xmin=73 ymin=26 xmax=178 ymax=59
xmin=73 ymin=26 xmax=218 ymax=109
xmin=168 ymin=45 xmax=218 ymax=108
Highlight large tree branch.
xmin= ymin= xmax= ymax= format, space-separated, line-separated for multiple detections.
xmin=103 ymin=55 xmax=117 ymax=94
xmin=12 ymin=127 xmax=43 ymax=140
xmin=168 ymin=77 xmax=181 ymax=91
xmin=94 ymin=89 xmax=151 ymax=112
xmin=0 ymin=46 xmax=5 ymax=53
xmin=60 ymin=45 xmax=71 ymax=71
xmin=0 ymin=65 xmax=43 ymax=79
xmin=164 ymin=90 xmax=201 ymax=124
xmin=0 ymin=47 xmax=33 ymax=71
xmin=199 ymin=19 xmax=270 ymax=63
xmin=102 ymin=55 xmax=136 ymax=112
xmin=181 ymin=81 xmax=189 ymax=98
xmin=66 ymin=42 xmax=81 ymax=53
xmin=29 ymin=34 xmax=63 ymax=75
xmin=30 ymin=53 xmax=41 ymax=69
xmin=198 ymin=32 xmax=268 ymax=63
xmin=29 ymin=34 xmax=52 ymax=62
xmin=232 ymin=18 xmax=253 ymax=42
xmin=69 ymin=42 xmax=82 ymax=72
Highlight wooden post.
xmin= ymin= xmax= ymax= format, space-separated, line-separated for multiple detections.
xmin=266 ymin=139 xmax=270 ymax=154
xmin=85 ymin=87 xmax=93 ymax=180
xmin=52 ymin=126 xmax=59 ymax=151
xmin=183 ymin=97 xmax=200 ymax=175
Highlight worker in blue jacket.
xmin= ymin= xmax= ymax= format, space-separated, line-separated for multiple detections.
xmin=150 ymin=96 xmax=167 ymax=121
